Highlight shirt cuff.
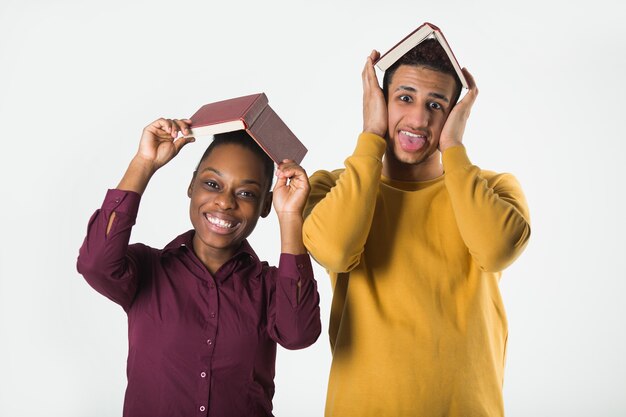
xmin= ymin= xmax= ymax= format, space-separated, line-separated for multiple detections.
xmin=442 ymin=145 xmax=473 ymax=174
xmin=353 ymin=132 xmax=386 ymax=160
xmin=278 ymin=253 xmax=313 ymax=282
xmin=102 ymin=189 xmax=141 ymax=218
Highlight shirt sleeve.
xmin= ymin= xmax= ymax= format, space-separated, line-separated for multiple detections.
xmin=266 ymin=253 xmax=321 ymax=350
xmin=302 ymin=133 xmax=386 ymax=273
xmin=76 ymin=189 xmax=146 ymax=311
xmin=443 ymin=145 xmax=531 ymax=272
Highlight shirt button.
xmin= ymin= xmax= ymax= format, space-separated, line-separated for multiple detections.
xmin=297 ymin=263 xmax=304 ymax=269
xmin=199 ymin=405 xmax=206 ymax=411
xmin=206 ymin=339 xmax=212 ymax=345
xmin=200 ymin=371 xmax=207 ymax=378
xmin=210 ymin=312 xmax=216 ymax=318
xmin=209 ymin=283 xmax=215 ymax=289
xmin=114 ymin=198 xmax=120 ymax=203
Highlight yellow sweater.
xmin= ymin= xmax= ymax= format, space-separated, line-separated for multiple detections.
xmin=303 ymin=133 xmax=530 ymax=417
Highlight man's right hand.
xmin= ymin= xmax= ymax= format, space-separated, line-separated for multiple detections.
xmin=362 ymin=50 xmax=388 ymax=138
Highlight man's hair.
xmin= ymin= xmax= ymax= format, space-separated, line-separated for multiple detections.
xmin=382 ymin=38 xmax=462 ymax=104
xmin=194 ymin=130 xmax=275 ymax=191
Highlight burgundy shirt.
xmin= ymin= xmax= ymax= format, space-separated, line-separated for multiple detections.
xmin=77 ymin=189 xmax=321 ymax=417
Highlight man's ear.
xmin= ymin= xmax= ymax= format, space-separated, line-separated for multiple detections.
xmin=261 ymin=192 xmax=272 ymax=218
xmin=187 ymin=172 xmax=197 ymax=198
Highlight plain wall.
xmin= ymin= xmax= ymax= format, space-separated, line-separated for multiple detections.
xmin=1 ymin=0 xmax=625 ymax=416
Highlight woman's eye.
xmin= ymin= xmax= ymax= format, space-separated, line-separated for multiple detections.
xmin=429 ymin=102 xmax=443 ymax=110
xmin=238 ymin=191 xmax=257 ymax=199
xmin=205 ymin=181 xmax=219 ymax=189
xmin=399 ymin=95 xmax=412 ymax=103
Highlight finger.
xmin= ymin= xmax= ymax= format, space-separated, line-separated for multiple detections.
xmin=173 ymin=135 xmax=195 ymax=154
xmin=272 ymin=173 xmax=288 ymax=192
xmin=277 ymin=163 xmax=306 ymax=180
xmin=178 ymin=119 xmax=193 ymax=137
xmin=146 ymin=118 xmax=174 ymax=139
xmin=461 ymin=68 xmax=477 ymax=92
xmin=276 ymin=160 xmax=299 ymax=172
xmin=171 ymin=119 xmax=186 ymax=138
xmin=364 ymin=53 xmax=381 ymax=91
xmin=362 ymin=50 xmax=377 ymax=88
xmin=155 ymin=118 xmax=173 ymax=134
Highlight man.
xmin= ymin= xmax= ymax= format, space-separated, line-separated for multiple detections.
xmin=303 ymin=39 xmax=531 ymax=416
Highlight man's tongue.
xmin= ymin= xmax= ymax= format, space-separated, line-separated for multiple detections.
xmin=398 ymin=131 xmax=426 ymax=152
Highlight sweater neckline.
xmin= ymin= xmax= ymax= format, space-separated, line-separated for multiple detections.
xmin=380 ymin=174 xmax=444 ymax=192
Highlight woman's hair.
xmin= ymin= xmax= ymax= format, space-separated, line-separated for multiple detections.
xmin=194 ymin=130 xmax=275 ymax=191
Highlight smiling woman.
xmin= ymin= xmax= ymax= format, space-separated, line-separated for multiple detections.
xmin=188 ymin=138 xmax=274 ymax=274
xmin=76 ymin=118 xmax=321 ymax=417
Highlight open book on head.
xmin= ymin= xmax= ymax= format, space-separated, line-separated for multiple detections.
xmin=374 ymin=22 xmax=469 ymax=90
xmin=188 ymin=93 xmax=307 ymax=164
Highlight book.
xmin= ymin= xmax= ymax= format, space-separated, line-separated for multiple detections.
xmin=374 ymin=22 xmax=469 ymax=89
xmin=189 ymin=93 xmax=307 ymax=164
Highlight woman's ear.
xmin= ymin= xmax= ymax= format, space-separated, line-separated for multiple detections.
xmin=187 ymin=171 xmax=197 ymax=198
xmin=260 ymin=192 xmax=272 ymax=218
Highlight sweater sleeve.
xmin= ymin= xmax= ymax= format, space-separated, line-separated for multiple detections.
xmin=443 ymin=145 xmax=531 ymax=272
xmin=303 ymin=133 xmax=386 ymax=273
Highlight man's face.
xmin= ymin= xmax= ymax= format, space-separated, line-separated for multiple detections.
xmin=386 ymin=65 xmax=457 ymax=166
xmin=188 ymin=143 xmax=271 ymax=259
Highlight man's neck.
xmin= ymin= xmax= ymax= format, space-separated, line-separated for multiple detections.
xmin=382 ymin=152 xmax=444 ymax=182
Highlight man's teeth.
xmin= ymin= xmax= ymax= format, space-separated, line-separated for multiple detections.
xmin=206 ymin=215 xmax=235 ymax=228
xmin=401 ymin=130 xmax=424 ymax=138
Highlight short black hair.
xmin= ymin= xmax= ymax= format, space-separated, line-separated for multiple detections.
xmin=382 ymin=38 xmax=462 ymax=104
xmin=194 ymin=130 xmax=274 ymax=191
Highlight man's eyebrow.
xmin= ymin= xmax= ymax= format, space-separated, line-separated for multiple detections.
xmin=396 ymin=85 xmax=417 ymax=93
xmin=429 ymin=92 xmax=450 ymax=103
xmin=200 ymin=167 xmax=262 ymax=187
xmin=395 ymin=85 xmax=450 ymax=103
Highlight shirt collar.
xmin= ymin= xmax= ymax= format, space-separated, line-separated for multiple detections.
xmin=163 ymin=230 xmax=262 ymax=281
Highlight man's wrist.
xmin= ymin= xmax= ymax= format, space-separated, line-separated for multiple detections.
xmin=439 ymin=140 xmax=463 ymax=152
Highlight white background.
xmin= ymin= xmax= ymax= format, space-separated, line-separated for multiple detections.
xmin=1 ymin=0 xmax=625 ymax=416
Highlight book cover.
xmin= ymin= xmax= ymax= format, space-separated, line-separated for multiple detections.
xmin=374 ymin=22 xmax=469 ymax=89
xmin=189 ymin=93 xmax=269 ymax=137
xmin=189 ymin=93 xmax=307 ymax=164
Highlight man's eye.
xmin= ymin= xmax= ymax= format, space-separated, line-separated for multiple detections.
xmin=429 ymin=102 xmax=443 ymax=110
xmin=399 ymin=95 xmax=412 ymax=103
xmin=205 ymin=181 xmax=219 ymax=189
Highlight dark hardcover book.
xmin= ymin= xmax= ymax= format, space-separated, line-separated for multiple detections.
xmin=374 ymin=22 xmax=469 ymax=89
xmin=189 ymin=93 xmax=307 ymax=164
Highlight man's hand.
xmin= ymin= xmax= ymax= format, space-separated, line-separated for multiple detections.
xmin=135 ymin=118 xmax=196 ymax=172
xmin=362 ymin=50 xmax=388 ymax=138
xmin=439 ymin=68 xmax=478 ymax=152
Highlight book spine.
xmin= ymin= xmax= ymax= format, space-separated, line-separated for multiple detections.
xmin=242 ymin=93 xmax=270 ymax=128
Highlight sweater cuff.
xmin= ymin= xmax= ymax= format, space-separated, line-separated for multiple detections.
xmin=442 ymin=145 xmax=473 ymax=173
xmin=353 ymin=132 xmax=386 ymax=160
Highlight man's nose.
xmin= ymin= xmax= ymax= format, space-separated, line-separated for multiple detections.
xmin=406 ymin=103 xmax=430 ymax=127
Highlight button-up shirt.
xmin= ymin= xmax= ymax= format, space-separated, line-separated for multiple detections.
xmin=77 ymin=189 xmax=321 ymax=417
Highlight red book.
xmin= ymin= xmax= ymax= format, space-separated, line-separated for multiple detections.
xmin=189 ymin=93 xmax=307 ymax=164
xmin=374 ymin=22 xmax=469 ymax=89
